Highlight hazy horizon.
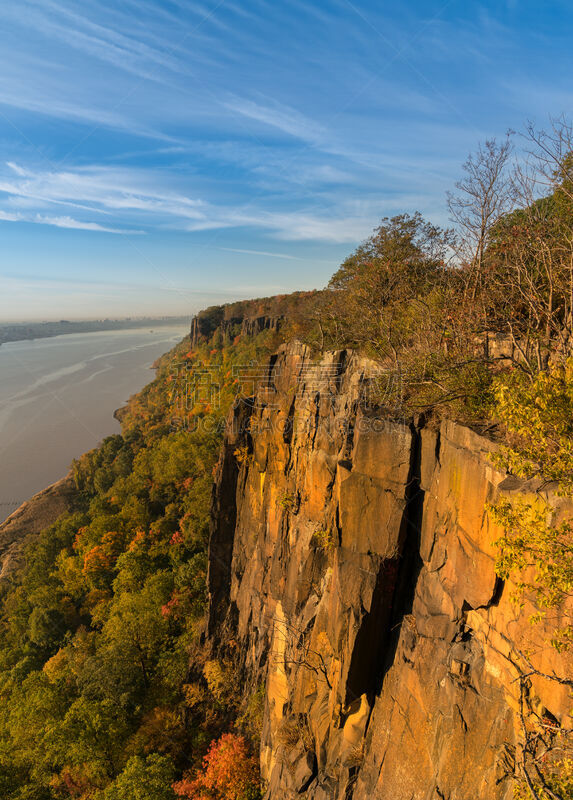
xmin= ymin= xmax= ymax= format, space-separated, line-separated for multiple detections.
xmin=0 ymin=313 xmax=194 ymax=325
xmin=0 ymin=325 xmax=189 ymax=523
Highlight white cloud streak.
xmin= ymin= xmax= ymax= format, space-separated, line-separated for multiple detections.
xmin=219 ymin=247 xmax=304 ymax=260
xmin=0 ymin=205 xmax=142 ymax=234
xmin=224 ymin=96 xmax=326 ymax=145
xmin=34 ymin=215 xmax=143 ymax=234
xmin=0 ymin=160 xmax=377 ymax=242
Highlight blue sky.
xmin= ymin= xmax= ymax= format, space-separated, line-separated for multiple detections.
xmin=0 ymin=0 xmax=572 ymax=321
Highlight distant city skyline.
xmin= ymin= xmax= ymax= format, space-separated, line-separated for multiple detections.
xmin=1 ymin=0 xmax=572 ymax=320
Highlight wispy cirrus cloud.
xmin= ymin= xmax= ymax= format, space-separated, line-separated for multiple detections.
xmin=0 ymin=161 xmax=206 ymax=221
xmin=34 ymin=215 xmax=143 ymax=234
xmin=0 ymin=79 xmax=178 ymax=143
xmin=0 ymin=208 xmax=142 ymax=234
xmin=0 ymin=160 xmax=376 ymax=242
xmin=0 ymin=210 xmax=21 ymax=222
xmin=1 ymin=0 xmax=192 ymax=81
xmin=186 ymin=208 xmax=374 ymax=243
xmin=219 ymin=247 xmax=304 ymax=260
xmin=224 ymin=96 xmax=326 ymax=145
xmin=256 ymin=211 xmax=374 ymax=243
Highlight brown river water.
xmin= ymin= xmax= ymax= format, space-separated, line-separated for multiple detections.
xmin=0 ymin=326 xmax=188 ymax=523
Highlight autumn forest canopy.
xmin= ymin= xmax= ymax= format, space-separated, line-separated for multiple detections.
xmin=1 ymin=117 xmax=573 ymax=799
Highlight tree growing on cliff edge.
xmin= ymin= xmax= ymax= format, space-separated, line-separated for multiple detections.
xmin=321 ymin=212 xmax=497 ymax=418
xmin=447 ymin=136 xmax=514 ymax=300
xmin=490 ymin=362 xmax=573 ymax=800
xmin=485 ymin=183 xmax=573 ymax=368
xmin=326 ymin=212 xmax=455 ymax=364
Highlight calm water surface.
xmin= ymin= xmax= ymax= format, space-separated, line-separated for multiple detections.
xmin=0 ymin=326 xmax=188 ymax=522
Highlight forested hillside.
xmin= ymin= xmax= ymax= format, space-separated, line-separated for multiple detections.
xmin=0 ymin=120 xmax=572 ymax=800
xmin=0 ymin=326 xmax=284 ymax=799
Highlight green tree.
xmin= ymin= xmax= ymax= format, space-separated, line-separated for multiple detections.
xmin=327 ymin=213 xmax=453 ymax=359
xmin=101 ymin=754 xmax=175 ymax=800
xmin=99 ymin=576 xmax=171 ymax=691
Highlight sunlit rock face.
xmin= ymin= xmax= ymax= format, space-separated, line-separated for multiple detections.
xmin=190 ymin=310 xmax=283 ymax=347
xmin=207 ymin=341 xmax=572 ymax=800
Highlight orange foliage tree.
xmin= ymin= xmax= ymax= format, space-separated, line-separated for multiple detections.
xmin=173 ymin=733 xmax=260 ymax=800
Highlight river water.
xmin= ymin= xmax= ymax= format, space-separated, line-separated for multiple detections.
xmin=0 ymin=326 xmax=188 ymax=523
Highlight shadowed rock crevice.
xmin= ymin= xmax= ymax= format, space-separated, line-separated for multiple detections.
xmin=376 ymin=420 xmax=425 ymax=689
xmin=344 ymin=558 xmax=400 ymax=707
xmin=207 ymin=401 xmax=253 ymax=638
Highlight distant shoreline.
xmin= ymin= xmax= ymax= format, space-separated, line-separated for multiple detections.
xmin=0 ymin=316 xmax=191 ymax=347
xmin=0 ymin=325 xmax=188 ymax=525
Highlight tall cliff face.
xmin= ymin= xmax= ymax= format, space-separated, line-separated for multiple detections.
xmin=207 ymin=342 xmax=572 ymax=800
xmin=190 ymin=310 xmax=284 ymax=347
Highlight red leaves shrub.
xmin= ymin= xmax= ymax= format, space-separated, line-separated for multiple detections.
xmin=170 ymin=530 xmax=184 ymax=546
xmin=161 ymin=595 xmax=180 ymax=619
xmin=173 ymin=733 xmax=260 ymax=800
xmin=49 ymin=766 xmax=95 ymax=799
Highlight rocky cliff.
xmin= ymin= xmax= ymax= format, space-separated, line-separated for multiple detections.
xmin=206 ymin=341 xmax=572 ymax=800
xmin=190 ymin=307 xmax=284 ymax=347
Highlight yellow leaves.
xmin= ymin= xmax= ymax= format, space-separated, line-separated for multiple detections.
xmin=82 ymin=588 xmax=112 ymax=616
xmin=489 ymin=495 xmax=573 ymax=649
xmin=315 ymin=630 xmax=333 ymax=657
xmin=203 ymin=659 xmax=235 ymax=705
xmin=128 ymin=529 xmax=147 ymax=553
xmin=278 ymin=491 xmax=296 ymax=511
xmin=491 ymin=364 xmax=573 ymax=651
xmin=54 ymin=551 xmax=85 ymax=599
xmin=43 ymin=648 xmax=68 ymax=684
xmin=311 ymin=528 xmax=335 ymax=551
xmin=182 ymin=682 xmax=206 ymax=709
xmin=492 ymin=363 xmax=573 ymax=492
xmin=42 ymin=628 xmax=96 ymax=686
xmin=233 ymin=445 xmax=251 ymax=466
